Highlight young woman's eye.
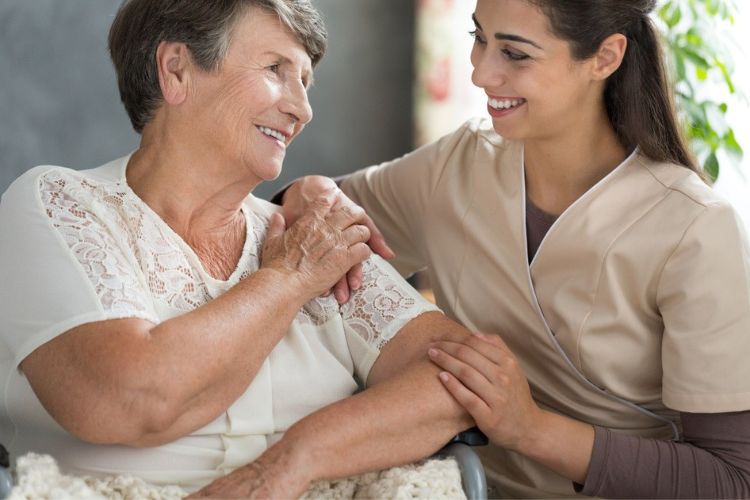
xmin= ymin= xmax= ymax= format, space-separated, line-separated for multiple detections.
xmin=502 ymin=49 xmax=529 ymax=61
xmin=469 ymin=30 xmax=486 ymax=45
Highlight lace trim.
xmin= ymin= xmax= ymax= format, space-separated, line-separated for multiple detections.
xmin=39 ymin=169 xmax=429 ymax=351
xmin=340 ymin=259 xmax=421 ymax=349
xmin=39 ymin=171 xmax=156 ymax=319
xmin=288 ymin=260 xmax=429 ymax=351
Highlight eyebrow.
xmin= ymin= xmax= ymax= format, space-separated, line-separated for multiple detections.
xmin=472 ymin=13 xmax=543 ymax=50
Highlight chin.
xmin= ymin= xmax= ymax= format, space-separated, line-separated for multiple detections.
xmin=247 ymin=159 xmax=283 ymax=183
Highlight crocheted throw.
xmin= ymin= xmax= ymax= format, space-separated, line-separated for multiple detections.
xmin=8 ymin=453 xmax=466 ymax=499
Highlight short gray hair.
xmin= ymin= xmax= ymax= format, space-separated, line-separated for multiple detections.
xmin=108 ymin=0 xmax=327 ymax=133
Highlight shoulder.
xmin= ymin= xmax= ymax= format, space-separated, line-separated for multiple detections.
xmin=406 ymin=118 xmax=520 ymax=184
xmin=634 ymin=154 xmax=728 ymax=210
xmin=2 ymin=157 xmax=128 ymax=212
xmin=438 ymin=117 xmax=518 ymax=157
xmin=633 ymin=156 xmax=748 ymax=258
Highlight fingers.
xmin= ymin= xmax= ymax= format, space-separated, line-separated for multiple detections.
xmin=341 ymin=224 xmax=371 ymax=247
xmin=347 ymin=263 xmax=363 ymax=291
xmin=438 ymin=371 xmax=491 ymax=421
xmin=438 ymin=335 xmax=507 ymax=366
xmin=267 ymin=212 xmax=286 ymax=240
xmin=347 ymin=242 xmax=372 ymax=268
xmin=333 ymin=278 xmax=350 ymax=304
xmin=428 ymin=344 xmax=498 ymax=400
xmin=326 ymin=204 xmax=366 ymax=231
xmin=363 ymin=215 xmax=395 ymax=259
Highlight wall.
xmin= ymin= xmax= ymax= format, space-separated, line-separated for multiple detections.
xmin=0 ymin=0 xmax=415 ymax=200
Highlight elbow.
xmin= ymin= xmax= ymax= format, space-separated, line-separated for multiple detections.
xmin=60 ymin=391 xmax=181 ymax=448
xmin=118 ymin=393 xmax=184 ymax=447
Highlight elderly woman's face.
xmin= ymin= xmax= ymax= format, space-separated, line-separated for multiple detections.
xmin=191 ymin=7 xmax=313 ymax=184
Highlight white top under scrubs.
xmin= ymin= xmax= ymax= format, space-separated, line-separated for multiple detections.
xmin=342 ymin=118 xmax=750 ymax=498
xmin=0 ymin=155 xmax=439 ymax=491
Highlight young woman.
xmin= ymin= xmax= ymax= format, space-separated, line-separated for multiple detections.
xmin=280 ymin=0 xmax=750 ymax=497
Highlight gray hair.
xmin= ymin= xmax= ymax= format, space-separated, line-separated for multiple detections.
xmin=108 ymin=0 xmax=327 ymax=133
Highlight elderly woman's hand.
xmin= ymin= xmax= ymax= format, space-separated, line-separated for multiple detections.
xmin=262 ymin=198 xmax=373 ymax=300
xmin=281 ymin=175 xmax=394 ymax=303
xmin=186 ymin=440 xmax=312 ymax=499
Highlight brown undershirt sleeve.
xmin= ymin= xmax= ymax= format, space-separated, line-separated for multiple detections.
xmin=578 ymin=410 xmax=750 ymax=498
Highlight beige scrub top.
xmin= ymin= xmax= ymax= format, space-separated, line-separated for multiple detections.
xmin=342 ymin=118 xmax=750 ymax=498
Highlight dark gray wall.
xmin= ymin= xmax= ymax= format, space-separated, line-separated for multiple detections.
xmin=0 ymin=1 xmax=415 ymax=200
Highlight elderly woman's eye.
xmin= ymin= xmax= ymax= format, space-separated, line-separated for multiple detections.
xmin=268 ymin=64 xmax=280 ymax=73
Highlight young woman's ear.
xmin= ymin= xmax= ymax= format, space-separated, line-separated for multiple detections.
xmin=591 ymin=33 xmax=628 ymax=81
xmin=155 ymin=41 xmax=193 ymax=105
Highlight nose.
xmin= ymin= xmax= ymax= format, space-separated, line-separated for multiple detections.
xmin=281 ymin=79 xmax=313 ymax=125
xmin=471 ymin=46 xmax=506 ymax=91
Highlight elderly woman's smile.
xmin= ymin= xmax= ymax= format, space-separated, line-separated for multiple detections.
xmin=189 ymin=7 xmax=314 ymax=185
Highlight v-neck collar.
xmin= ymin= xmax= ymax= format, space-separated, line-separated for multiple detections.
xmin=523 ymin=147 xmax=640 ymax=269
xmin=116 ymin=153 xmax=255 ymax=285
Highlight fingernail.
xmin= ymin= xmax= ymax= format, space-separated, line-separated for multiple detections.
xmin=428 ymin=348 xmax=438 ymax=357
xmin=439 ymin=372 xmax=449 ymax=383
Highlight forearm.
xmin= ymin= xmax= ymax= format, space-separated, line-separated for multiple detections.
xmin=130 ymin=268 xmax=308 ymax=445
xmin=515 ymin=409 xmax=595 ymax=484
xmin=269 ymin=359 xmax=473 ymax=491
xmin=581 ymin=411 xmax=750 ymax=498
xmin=23 ymin=267 xmax=308 ymax=447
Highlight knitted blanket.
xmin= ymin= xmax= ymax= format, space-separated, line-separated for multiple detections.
xmin=8 ymin=453 xmax=466 ymax=499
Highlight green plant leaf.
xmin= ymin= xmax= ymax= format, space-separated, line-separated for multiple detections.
xmin=656 ymin=0 xmax=743 ymax=180
xmin=704 ymin=152 xmax=720 ymax=181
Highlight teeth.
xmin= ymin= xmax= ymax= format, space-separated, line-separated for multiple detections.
xmin=489 ymin=98 xmax=525 ymax=110
xmin=257 ymin=126 xmax=286 ymax=143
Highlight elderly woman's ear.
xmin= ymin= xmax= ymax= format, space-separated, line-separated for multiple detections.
xmin=156 ymin=41 xmax=192 ymax=105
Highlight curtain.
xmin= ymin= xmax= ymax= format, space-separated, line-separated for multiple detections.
xmin=413 ymin=0 xmax=485 ymax=147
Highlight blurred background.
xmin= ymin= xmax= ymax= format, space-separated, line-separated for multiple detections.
xmin=1 ymin=0 xmax=748 ymax=220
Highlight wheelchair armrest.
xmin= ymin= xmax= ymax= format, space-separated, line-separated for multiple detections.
xmin=438 ymin=442 xmax=487 ymax=500
xmin=438 ymin=427 xmax=488 ymax=500
xmin=449 ymin=426 xmax=489 ymax=447
xmin=0 ymin=444 xmax=11 ymax=500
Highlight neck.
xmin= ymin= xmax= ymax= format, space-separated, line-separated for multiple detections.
xmin=523 ymin=105 xmax=627 ymax=216
xmin=126 ymin=121 xmax=257 ymax=241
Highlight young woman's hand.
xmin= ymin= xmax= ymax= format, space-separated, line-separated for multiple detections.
xmin=281 ymin=175 xmax=394 ymax=303
xmin=427 ymin=332 xmax=543 ymax=452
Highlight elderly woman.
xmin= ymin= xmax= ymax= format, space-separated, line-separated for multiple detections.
xmin=0 ymin=0 xmax=476 ymax=497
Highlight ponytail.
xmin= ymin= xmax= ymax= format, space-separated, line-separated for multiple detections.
xmin=607 ymin=16 xmax=700 ymax=175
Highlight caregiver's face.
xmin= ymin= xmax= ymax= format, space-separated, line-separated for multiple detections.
xmin=470 ymin=0 xmax=593 ymax=141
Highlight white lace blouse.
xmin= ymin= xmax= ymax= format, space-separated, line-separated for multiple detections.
xmin=0 ymin=155 xmax=439 ymax=490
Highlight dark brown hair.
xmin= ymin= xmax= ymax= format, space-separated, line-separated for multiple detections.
xmin=108 ymin=0 xmax=327 ymax=133
xmin=528 ymin=0 xmax=700 ymax=174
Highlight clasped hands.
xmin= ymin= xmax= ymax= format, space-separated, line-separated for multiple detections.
xmin=189 ymin=179 xmax=544 ymax=498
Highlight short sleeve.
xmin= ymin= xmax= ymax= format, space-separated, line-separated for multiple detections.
xmin=340 ymin=255 xmax=440 ymax=384
xmin=341 ymin=120 xmax=484 ymax=277
xmin=658 ymin=201 xmax=750 ymax=412
xmin=0 ymin=167 xmax=158 ymax=367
